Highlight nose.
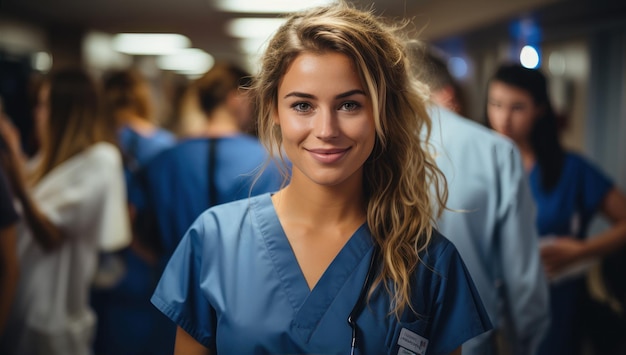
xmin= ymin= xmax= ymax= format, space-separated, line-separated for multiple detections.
xmin=314 ymin=108 xmax=339 ymax=140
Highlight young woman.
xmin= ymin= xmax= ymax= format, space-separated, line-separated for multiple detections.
xmin=0 ymin=68 xmax=131 ymax=355
xmin=486 ymin=63 xmax=626 ymax=355
xmin=151 ymin=3 xmax=491 ymax=354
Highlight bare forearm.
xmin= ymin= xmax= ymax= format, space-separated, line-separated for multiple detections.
xmin=1 ymin=148 xmax=64 ymax=251
xmin=0 ymin=226 xmax=19 ymax=335
xmin=582 ymin=221 xmax=626 ymax=260
xmin=174 ymin=326 xmax=211 ymax=355
xmin=13 ymin=188 xmax=64 ymax=251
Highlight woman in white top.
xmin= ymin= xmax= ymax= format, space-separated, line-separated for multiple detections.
xmin=0 ymin=68 xmax=131 ymax=355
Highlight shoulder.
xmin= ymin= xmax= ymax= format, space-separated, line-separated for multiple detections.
xmin=221 ymin=134 xmax=267 ymax=154
xmin=146 ymin=138 xmax=204 ymax=166
xmin=421 ymin=230 xmax=459 ymax=263
xmin=416 ymin=229 xmax=474 ymax=285
xmin=83 ymin=142 xmax=123 ymax=168
xmin=184 ymin=194 xmax=270 ymax=248
xmin=565 ymin=151 xmax=596 ymax=168
xmin=563 ymin=151 xmax=610 ymax=177
xmin=152 ymin=127 xmax=176 ymax=142
xmin=428 ymin=105 xmax=518 ymax=157
xmin=194 ymin=193 xmax=268 ymax=227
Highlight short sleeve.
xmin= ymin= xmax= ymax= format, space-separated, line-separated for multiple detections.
xmin=151 ymin=218 xmax=216 ymax=348
xmin=578 ymin=156 xmax=613 ymax=216
xmin=33 ymin=144 xmax=131 ymax=251
xmin=0 ymin=166 xmax=18 ymax=228
xmin=91 ymin=149 xmax=132 ymax=251
xmin=423 ymin=240 xmax=493 ymax=355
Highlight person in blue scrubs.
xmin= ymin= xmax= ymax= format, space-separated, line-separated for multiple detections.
xmin=486 ymin=63 xmax=626 ymax=355
xmin=152 ymin=3 xmax=492 ymax=355
xmin=91 ymin=68 xmax=177 ymax=355
xmin=135 ymin=63 xmax=284 ymax=262
xmin=415 ymin=49 xmax=550 ymax=355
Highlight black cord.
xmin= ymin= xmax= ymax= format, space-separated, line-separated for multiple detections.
xmin=347 ymin=245 xmax=379 ymax=355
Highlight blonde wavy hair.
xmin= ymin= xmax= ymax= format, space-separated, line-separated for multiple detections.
xmin=253 ymin=1 xmax=447 ymax=316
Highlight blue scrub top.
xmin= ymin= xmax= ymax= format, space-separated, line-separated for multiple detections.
xmin=136 ymin=134 xmax=283 ymax=258
xmin=118 ymin=125 xmax=176 ymax=206
xmin=152 ymin=193 xmax=492 ymax=355
xmin=529 ymin=152 xmax=613 ymax=239
xmin=530 ymin=152 xmax=613 ymax=355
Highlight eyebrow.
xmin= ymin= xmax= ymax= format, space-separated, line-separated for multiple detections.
xmin=283 ymin=89 xmax=366 ymax=100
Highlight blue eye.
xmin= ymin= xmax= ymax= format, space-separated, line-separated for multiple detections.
xmin=340 ymin=101 xmax=360 ymax=111
xmin=292 ymin=102 xmax=311 ymax=112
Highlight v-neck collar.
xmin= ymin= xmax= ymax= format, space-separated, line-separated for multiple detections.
xmin=252 ymin=193 xmax=373 ymax=337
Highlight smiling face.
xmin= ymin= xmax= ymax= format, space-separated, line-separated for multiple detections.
xmin=487 ymin=80 xmax=541 ymax=145
xmin=275 ymin=51 xmax=376 ymax=189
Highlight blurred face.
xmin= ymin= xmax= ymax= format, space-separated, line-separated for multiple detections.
xmin=487 ymin=80 xmax=541 ymax=144
xmin=275 ymin=51 xmax=375 ymax=188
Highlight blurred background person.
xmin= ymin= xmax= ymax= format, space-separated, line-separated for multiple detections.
xmin=414 ymin=47 xmax=468 ymax=117
xmin=136 ymin=62 xmax=284 ymax=260
xmin=136 ymin=62 xmax=283 ymax=261
xmin=103 ymin=68 xmax=176 ymax=186
xmin=90 ymin=68 xmax=176 ymax=355
xmin=0 ymin=68 xmax=131 ymax=355
xmin=486 ymin=63 xmax=626 ymax=355
xmin=0 ymin=109 xmax=19 ymax=337
xmin=415 ymin=46 xmax=550 ymax=355
xmin=0 ymin=163 xmax=18 ymax=338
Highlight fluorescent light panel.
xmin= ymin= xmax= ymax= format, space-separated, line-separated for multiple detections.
xmin=113 ymin=33 xmax=191 ymax=55
xmin=216 ymin=0 xmax=335 ymax=13
xmin=227 ymin=18 xmax=287 ymax=39
xmin=157 ymin=48 xmax=214 ymax=75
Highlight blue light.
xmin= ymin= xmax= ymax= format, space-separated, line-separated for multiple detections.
xmin=448 ymin=57 xmax=468 ymax=79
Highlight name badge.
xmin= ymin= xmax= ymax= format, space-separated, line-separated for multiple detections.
xmin=397 ymin=327 xmax=428 ymax=355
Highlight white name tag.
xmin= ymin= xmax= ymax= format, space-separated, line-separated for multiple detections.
xmin=397 ymin=328 xmax=428 ymax=355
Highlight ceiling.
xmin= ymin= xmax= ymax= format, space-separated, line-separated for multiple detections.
xmin=0 ymin=0 xmax=564 ymax=68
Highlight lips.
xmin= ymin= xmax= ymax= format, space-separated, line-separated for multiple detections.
xmin=306 ymin=147 xmax=351 ymax=164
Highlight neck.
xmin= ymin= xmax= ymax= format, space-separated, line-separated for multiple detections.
xmin=273 ymin=173 xmax=367 ymax=229
xmin=203 ymin=106 xmax=241 ymax=138
xmin=517 ymin=141 xmax=536 ymax=172
xmin=119 ymin=113 xmax=155 ymax=136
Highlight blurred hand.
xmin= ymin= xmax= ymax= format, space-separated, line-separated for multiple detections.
xmin=539 ymin=236 xmax=586 ymax=278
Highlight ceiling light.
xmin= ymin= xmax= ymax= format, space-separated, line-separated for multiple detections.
xmin=520 ymin=45 xmax=540 ymax=69
xmin=238 ymin=37 xmax=272 ymax=54
xmin=215 ymin=0 xmax=334 ymax=13
xmin=156 ymin=48 xmax=214 ymax=75
xmin=32 ymin=51 xmax=52 ymax=72
xmin=227 ymin=18 xmax=287 ymax=39
xmin=112 ymin=33 xmax=191 ymax=55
